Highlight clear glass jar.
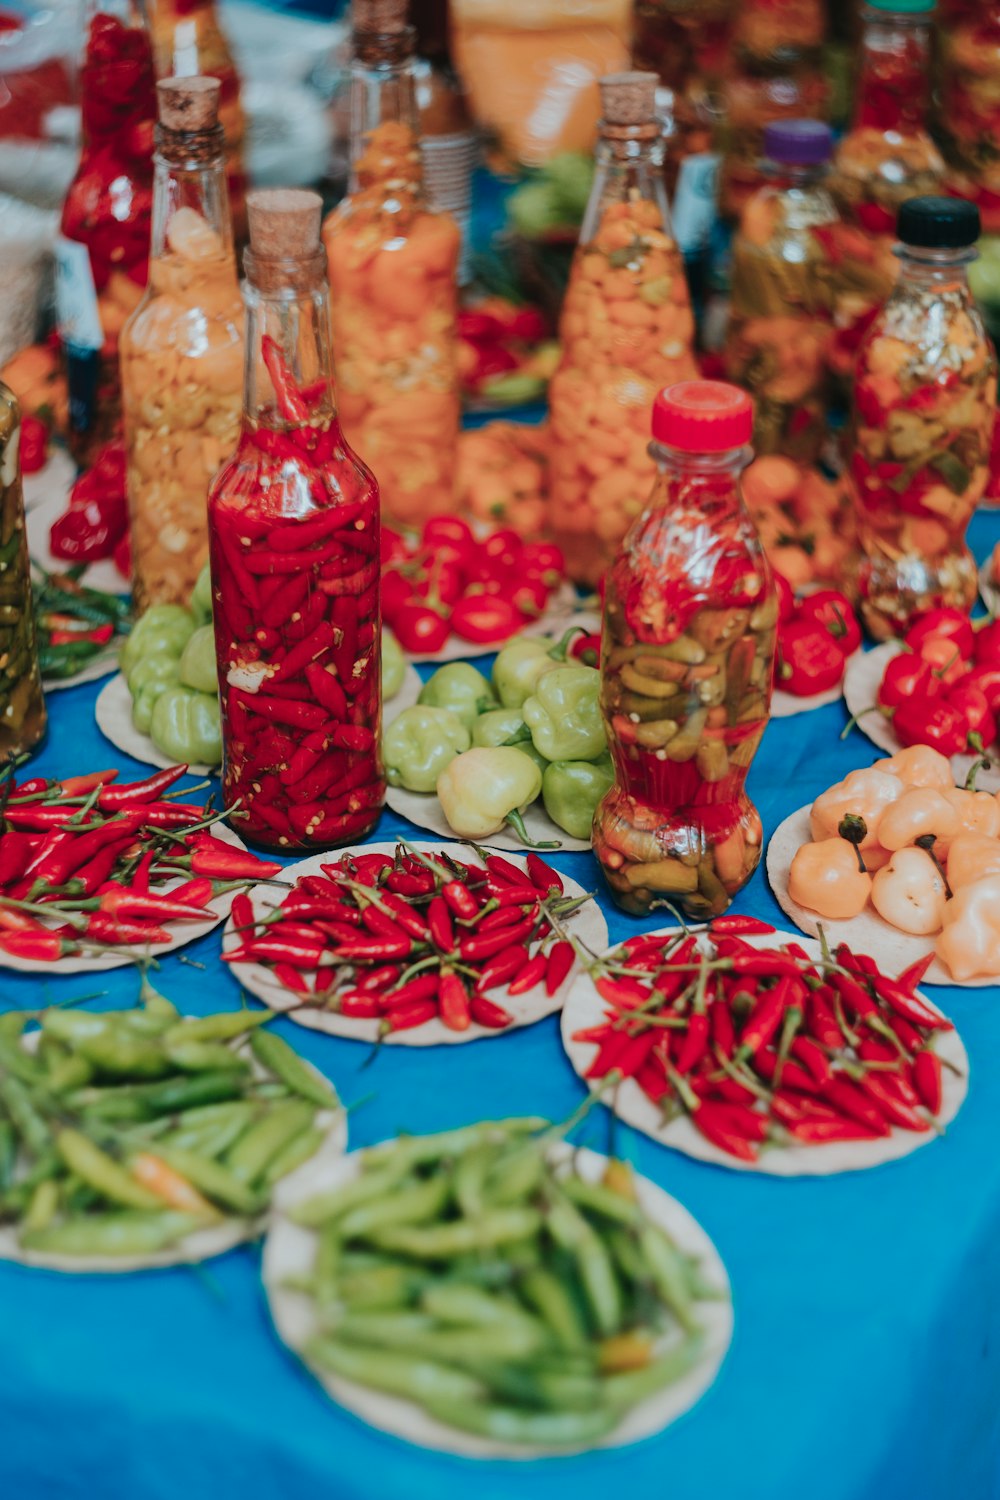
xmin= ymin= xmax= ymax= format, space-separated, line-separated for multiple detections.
xmin=0 ymin=382 xmax=46 ymax=757
xmin=724 ymin=119 xmax=838 ymax=462
xmin=633 ymin=0 xmax=735 ymax=193
xmin=936 ymin=0 xmax=1000 ymax=237
xmin=594 ymin=382 xmax=775 ymax=920
xmin=147 ymin=0 xmax=247 ymax=243
xmin=322 ymin=0 xmax=461 ymax=529
xmin=849 ymin=196 xmax=997 ymax=639
xmin=548 ymin=71 xmax=698 ymax=588
xmin=208 ymin=189 xmax=384 ymax=853
xmin=828 ymin=0 xmax=943 ymax=384
xmin=121 ymin=76 xmax=243 ymax=615
xmin=55 ymin=1 xmax=156 ymax=463
xmin=718 ymin=44 xmax=829 ymax=223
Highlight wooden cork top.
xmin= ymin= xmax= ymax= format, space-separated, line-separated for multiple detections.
xmin=353 ymin=0 xmax=409 ymax=33
xmin=157 ymin=76 xmax=220 ymax=132
xmin=600 ymin=71 xmax=659 ymax=127
xmin=247 ymin=189 xmax=323 ymax=260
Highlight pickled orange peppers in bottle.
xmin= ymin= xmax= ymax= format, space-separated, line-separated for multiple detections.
xmin=725 ymin=120 xmax=838 ymax=463
xmin=56 ymin=4 xmax=156 ymax=462
xmin=827 ymin=0 xmax=943 ymax=384
xmin=849 ymin=197 xmax=997 ymax=639
xmin=208 ymin=189 xmax=384 ymax=852
xmin=594 ymin=382 xmax=775 ymax=919
xmin=549 ymin=72 xmax=698 ymax=587
xmin=322 ymin=0 xmax=460 ymax=529
xmin=121 ymin=77 xmax=243 ymax=614
xmin=147 ymin=0 xmax=247 ymax=242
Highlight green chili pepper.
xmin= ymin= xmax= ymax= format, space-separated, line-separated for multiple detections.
xmin=518 ymin=1266 xmax=588 ymax=1349
xmin=334 ymin=1262 xmax=425 ymax=1311
xmin=249 ymin=1029 xmax=339 ymax=1111
xmin=44 ymin=1054 xmax=94 ymax=1094
xmin=264 ymin=1125 xmax=325 ymax=1186
xmin=523 ymin=665 xmax=606 ymax=762
xmin=337 ymin=1174 xmax=452 ymax=1240
xmin=22 ymin=1177 xmax=59 ymax=1233
xmin=422 ymin=1396 xmax=617 ymax=1446
xmin=637 ymin=1223 xmax=701 ymax=1334
xmin=383 ymin=705 xmax=470 ymax=792
xmin=545 ymin=1190 xmax=621 ymax=1337
xmin=0 ymin=1075 xmax=51 ymax=1157
xmin=225 ymin=1100 xmax=315 ymax=1185
xmin=601 ymin=1334 xmax=706 ymax=1411
xmin=0 ymin=1119 xmax=16 ymax=1189
xmin=163 ymin=1011 xmax=273 ymax=1048
xmin=55 ymin=1128 xmax=162 ymax=1210
xmin=76 ymin=1030 xmax=172 ymax=1080
xmin=162 ymin=1101 xmax=258 ymax=1158
xmin=20 ymin=1210 xmax=203 ymax=1257
xmin=366 ymin=1118 xmax=547 ymax=1172
xmin=306 ymin=1338 xmax=484 ymax=1405
xmin=292 ymin=1160 xmax=414 ymax=1228
xmin=369 ymin=1207 xmax=543 ymax=1259
xmin=150 ymin=1143 xmax=265 ymax=1216
xmin=541 ymin=757 xmax=614 ymax=840
xmin=337 ymin=1310 xmax=544 ymax=1365
xmin=165 ymin=1041 xmax=250 ymax=1074
xmin=417 ymin=662 xmax=496 ymax=731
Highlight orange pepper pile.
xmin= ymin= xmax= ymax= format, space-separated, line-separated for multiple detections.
xmin=740 ymin=455 xmax=857 ymax=592
xmin=323 ymin=121 xmax=461 ymax=529
xmin=548 ymin=197 xmax=698 ymax=586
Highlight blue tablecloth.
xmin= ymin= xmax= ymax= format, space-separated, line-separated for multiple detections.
xmin=3 ymin=514 xmax=1000 ymax=1500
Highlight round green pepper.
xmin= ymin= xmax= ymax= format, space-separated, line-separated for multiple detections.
xmin=121 ymin=605 xmax=195 ymax=681
xmin=418 ymin=662 xmax=496 ymax=732
xmin=189 ymin=563 xmax=214 ymax=627
xmin=383 ymin=706 xmax=470 ymax=792
xmin=149 ymin=685 xmax=222 ymax=766
xmin=381 ymin=629 xmax=406 ymax=701
xmin=179 ymin=625 xmax=218 ymax=695
xmin=542 ymin=758 xmax=614 ymax=840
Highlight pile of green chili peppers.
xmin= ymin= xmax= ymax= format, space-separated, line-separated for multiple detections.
xmin=383 ymin=631 xmax=612 ymax=843
xmin=0 ymin=998 xmax=338 ymax=1261
xmin=287 ymin=1116 xmax=719 ymax=1449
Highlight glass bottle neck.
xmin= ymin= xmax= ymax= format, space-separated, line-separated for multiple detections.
xmin=347 ymin=44 xmax=423 ymax=196
xmin=895 ymin=244 xmax=976 ymax=294
xmin=242 ymin=270 xmax=338 ymax=434
xmin=150 ymin=137 xmax=233 ymax=261
xmin=855 ymin=11 xmax=932 ymax=133
xmin=580 ymin=132 xmax=671 ymax=244
xmin=650 ymin=442 xmax=752 ymax=479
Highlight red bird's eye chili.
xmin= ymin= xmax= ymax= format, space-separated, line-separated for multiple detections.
xmin=469 ymin=995 xmax=513 ymax=1030
xmin=913 ymin=1049 xmax=943 ymax=1114
xmin=544 ymin=940 xmax=575 ymax=996
xmin=207 ymin=191 xmax=384 ymax=853
xmin=506 ymin=953 xmax=548 ymax=997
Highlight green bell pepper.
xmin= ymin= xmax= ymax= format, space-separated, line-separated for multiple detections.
xmin=383 ymin=706 xmax=470 ymax=792
xmin=472 ymin=708 xmax=548 ymax=773
xmin=436 ymin=747 xmax=556 ymax=847
xmin=382 ymin=628 xmax=406 ymax=701
xmin=418 ymin=662 xmax=496 ymax=731
xmin=121 ymin=605 xmax=195 ymax=682
xmin=130 ymin=658 xmax=182 ymax=735
xmin=491 ymin=627 xmax=582 ymax=710
xmin=178 ymin=626 xmax=218 ymax=694
xmin=149 ymin=685 xmax=222 ymax=766
xmin=542 ymin=758 xmax=614 ymax=840
xmin=189 ymin=562 xmax=214 ymax=627
xmin=523 ymin=665 xmax=605 ymax=762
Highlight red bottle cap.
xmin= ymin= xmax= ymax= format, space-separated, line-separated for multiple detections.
xmin=652 ymin=381 xmax=753 ymax=451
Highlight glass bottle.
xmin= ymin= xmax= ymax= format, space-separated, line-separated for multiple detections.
xmin=724 ymin=119 xmax=839 ymax=462
xmin=410 ymin=0 xmax=478 ymax=280
xmin=549 ymin=71 xmax=698 ymax=588
xmin=120 ymin=76 xmax=243 ymax=615
xmin=321 ymin=0 xmax=461 ymax=529
xmin=849 ymin=196 xmax=997 ymax=639
xmin=827 ymin=0 xmax=943 ymax=386
xmin=146 ymin=0 xmax=247 ymax=244
xmin=0 ymin=384 xmax=46 ymax=757
xmin=594 ymin=381 xmax=775 ymax=920
xmin=633 ymin=0 xmax=735 ymax=194
xmin=208 ymin=188 xmax=384 ymax=852
xmin=55 ymin=0 xmax=156 ymax=463
xmin=718 ymin=42 xmax=829 ymax=224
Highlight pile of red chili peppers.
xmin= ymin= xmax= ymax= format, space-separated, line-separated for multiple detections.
xmin=876 ymin=608 xmax=1000 ymax=756
xmin=0 ymin=763 xmax=280 ymax=963
xmin=574 ymin=916 xmax=953 ymax=1162
xmin=224 ymin=844 xmax=582 ymax=1036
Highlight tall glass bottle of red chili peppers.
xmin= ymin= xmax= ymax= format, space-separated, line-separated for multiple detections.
xmin=207 ymin=189 xmax=384 ymax=852
xmin=55 ymin=1 xmax=156 ymax=463
xmin=594 ymin=382 xmax=776 ymax=920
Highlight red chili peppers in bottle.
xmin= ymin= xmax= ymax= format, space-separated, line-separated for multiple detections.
xmin=207 ymin=188 xmax=384 ymax=851
xmin=594 ymin=381 xmax=775 ymax=919
xmin=56 ymin=4 xmax=157 ymax=463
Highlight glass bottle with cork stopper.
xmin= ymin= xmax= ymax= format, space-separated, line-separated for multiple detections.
xmin=827 ymin=0 xmax=943 ymax=387
xmin=55 ymin=0 xmax=156 ymax=463
xmin=208 ymin=188 xmax=384 ymax=852
xmin=121 ymin=75 xmax=243 ymax=615
xmin=548 ymin=71 xmax=698 ymax=589
xmin=146 ymin=0 xmax=247 ymax=243
xmin=0 ymin=384 xmax=46 ymax=757
xmin=849 ymin=196 xmax=996 ymax=638
xmin=321 ymin=0 xmax=461 ymax=529
xmin=724 ymin=119 xmax=840 ymax=463
xmin=410 ymin=0 xmax=477 ymax=280
xmin=594 ymin=380 xmax=775 ymax=920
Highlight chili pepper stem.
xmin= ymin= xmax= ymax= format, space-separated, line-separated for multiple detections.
xmin=503 ymin=809 xmax=560 ymax=850
xmin=913 ymin=834 xmax=953 ymax=899
xmin=839 ymin=705 xmax=882 ymax=740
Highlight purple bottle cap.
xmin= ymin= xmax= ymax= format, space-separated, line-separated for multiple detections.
xmin=763 ymin=119 xmax=833 ymax=166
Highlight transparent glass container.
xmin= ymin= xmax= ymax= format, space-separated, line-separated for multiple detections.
xmin=121 ymin=77 xmax=243 ymax=614
xmin=718 ymin=44 xmax=829 ymax=222
xmin=322 ymin=5 xmax=460 ymax=528
xmin=548 ymin=71 xmax=698 ymax=587
xmin=724 ymin=119 xmax=838 ymax=462
xmin=935 ymin=0 xmax=1000 ymax=236
xmin=828 ymin=0 xmax=943 ymax=383
xmin=207 ymin=189 xmax=383 ymax=853
xmin=0 ymin=382 xmax=46 ymax=757
xmin=594 ymin=381 xmax=775 ymax=920
xmin=56 ymin=1 xmax=156 ymax=462
xmin=849 ymin=199 xmax=997 ymax=638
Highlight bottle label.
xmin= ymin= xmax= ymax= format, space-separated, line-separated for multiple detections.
xmin=672 ymin=153 xmax=719 ymax=257
xmin=54 ymin=235 xmax=104 ymax=353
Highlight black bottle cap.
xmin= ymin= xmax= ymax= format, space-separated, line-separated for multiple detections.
xmin=897 ymin=195 xmax=981 ymax=249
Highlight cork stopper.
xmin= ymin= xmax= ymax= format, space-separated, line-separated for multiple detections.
xmin=353 ymin=0 xmax=409 ymax=32
xmin=247 ymin=188 xmax=323 ymax=261
xmin=157 ymin=76 xmax=220 ymax=133
xmin=600 ymin=71 xmax=659 ymax=127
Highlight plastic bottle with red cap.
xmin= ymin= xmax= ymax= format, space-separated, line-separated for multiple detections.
xmin=594 ymin=379 xmax=777 ymax=920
